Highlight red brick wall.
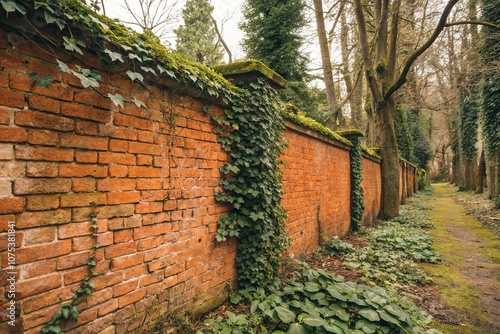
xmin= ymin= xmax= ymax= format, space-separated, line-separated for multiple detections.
xmin=361 ymin=156 xmax=381 ymax=225
xmin=0 ymin=32 xmax=237 ymax=333
xmin=281 ymin=121 xmax=351 ymax=256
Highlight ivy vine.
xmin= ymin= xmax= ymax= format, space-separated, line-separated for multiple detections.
xmin=213 ymin=78 xmax=289 ymax=288
xmin=340 ymin=131 xmax=365 ymax=233
xmin=40 ymin=203 xmax=100 ymax=334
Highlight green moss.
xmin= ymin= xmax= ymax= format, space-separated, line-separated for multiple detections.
xmin=361 ymin=146 xmax=381 ymax=159
xmin=212 ymin=60 xmax=288 ymax=89
xmin=282 ymin=104 xmax=352 ymax=146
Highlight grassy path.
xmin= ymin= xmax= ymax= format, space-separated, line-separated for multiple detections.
xmin=424 ymin=183 xmax=500 ymax=333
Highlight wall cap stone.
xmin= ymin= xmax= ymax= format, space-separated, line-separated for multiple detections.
xmin=212 ymin=60 xmax=288 ymax=89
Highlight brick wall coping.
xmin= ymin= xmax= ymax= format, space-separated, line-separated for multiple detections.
xmin=284 ymin=119 xmax=352 ymax=151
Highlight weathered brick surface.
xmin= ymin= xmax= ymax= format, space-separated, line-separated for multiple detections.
xmin=281 ymin=121 xmax=352 ymax=257
xmin=0 ymin=28 xmax=416 ymax=334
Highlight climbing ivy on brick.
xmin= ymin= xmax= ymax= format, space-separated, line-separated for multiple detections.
xmin=340 ymin=131 xmax=365 ymax=233
xmin=214 ymin=78 xmax=289 ymax=288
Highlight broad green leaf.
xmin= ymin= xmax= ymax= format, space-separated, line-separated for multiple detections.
xmin=358 ymin=308 xmax=380 ymax=322
xmin=89 ymin=14 xmax=109 ymax=30
xmin=44 ymin=11 xmax=65 ymax=30
xmin=62 ymin=36 xmax=83 ymax=55
xmin=286 ymin=323 xmax=307 ymax=334
xmin=104 ymin=49 xmax=124 ymax=62
xmin=56 ymin=59 xmax=71 ymax=73
xmin=355 ymin=319 xmax=377 ymax=333
xmin=302 ymin=316 xmax=326 ymax=327
xmin=126 ymin=70 xmax=144 ymax=83
xmin=274 ymin=306 xmax=295 ymax=324
xmin=1 ymin=0 xmax=26 ymax=14
xmin=108 ymin=93 xmax=124 ymax=108
xmin=74 ymin=72 xmax=99 ymax=88
xmin=140 ymin=66 xmax=155 ymax=74
xmin=322 ymin=323 xmax=344 ymax=334
xmin=132 ymin=97 xmax=147 ymax=109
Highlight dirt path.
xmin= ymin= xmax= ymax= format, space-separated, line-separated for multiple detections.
xmin=424 ymin=183 xmax=500 ymax=334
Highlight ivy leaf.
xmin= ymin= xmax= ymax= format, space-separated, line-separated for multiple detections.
xmin=44 ymin=10 xmax=65 ymax=30
xmin=104 ymin=49 xmax=124 ymax=63
xmin=128 ymin=53 xmax=142 ymax=62
xmin=132 ymin=97 xmax=147 ymax=109
xmin=56 ymin=59 xmax=71 ymax=73
xmin=108 ymin=93 xmax=124 ymax=108
xmin=286 ymin=323 xmax=307 ymax=334
xmin=126 ymin=70 xmax=144 ymax=83
xmin=29 ymin=72 xmax=55 ymax=89
xmin=157 ymin=64 xmax=176 ymax=78
xmin=62 ymin=36 xmax=83 ymax=55
xmin=1 ymin=0 xmax=26 ymax=14
xmin=89 ymin=14 xmax=109 ymax=30
xmin=73 ymin=72 xmax=99 ymax=88
xmin=140 ymin=66 xmax=155 ymax=75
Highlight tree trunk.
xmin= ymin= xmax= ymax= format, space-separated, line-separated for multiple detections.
xmin=373 ymin=97 xmax=400 ymax=218
xmin=313 ymin=0 xmax=339 ymax=129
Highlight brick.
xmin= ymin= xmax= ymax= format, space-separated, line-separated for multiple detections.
xmin=23 ymin=226 xmax=56 ymax=245
xmin=13 ymin=178 xmax=71 ymax=195
xmin=0 ymin=179 xmax=10 ymax=196
xmin=97 ymin=204 xmax=135 ymax=219
xmin=60 ymin=192 xmax=106 ymax=208
xmin=0 ymin=197 xmax=25 ymax=213
xmin=15 ymin=110 xmax=73 ymax=131
xmin=136 ymin=154 xmax=153 ymax=166
xmin=60 ymin=133 xmax=108 ymax=150
xmin=0 ymin=106 xmax=10 ymax=124
xmin=137 ymin=236 xmax=162 ymax=251
xmin=0 ymin=143 xmax=14 ymax=160
xmin=71 ymin=235 xmax=94 ymax=251
xmin=27 ymin=130 xmax=58 ymax=146
xmin=15 ymin=272 xmax=62 ymax=299
xmin=14 ymin=239 xmax=71 ymax=264
xmin=75 ymin=120 xmax=98 ymax=135
xmin=98 ymin=125 xmax=137 ymax=140
xmin=114 ymin=114 xmax=152 ymax=131
xmin=128 ymin=141 xmax=160 ymax=155
xmin=92 ymin=271 xmax=124 ymax=290
xmin=87 ymin=287 xmax=113 ymax=307
xmin=61 ymin=102 xmax=111 ymax=123
xmin=111 ymin=253 xmax=143 ymax=271
xmin=128 ymin=166 xmax=161 ymax=178
xmin=72 ymin=178 xmax=96 ymax=192
xmin=19 ymin=258 xmax=57 ymax=280
xmin=0 ymin=51 xmax=26 ymax=72
xmin=15 ymin=146 xmax=73 ymax=162
xmin=0 ymin=126 xmax=27 ymax=142
xmin=22 ymin=286 xmax=74 ymax=314
xmin=98 ymin=299 xmax=119 ymax=317
xmin=113 ymin=229 xmax=133 ymax=243
xmin=74 ymin=90 xmax=112 ymax=109
xmin=26 ymin=162 xmax=58 ymax=177
xmin=28 ymin=95 xmax=60 ymax=114
xmin=118 ymin=289 xmax=145 ymax=308
xmin=32 ymin=83 xmax=74 ymax=101
xmin=109 ymin=165 xmax=128 ymax=177
xmin=135 ymin=201 xmax=163 ymax=214
xmin=59 ymin=163 xmax=108 ymax=178
xmin=0 ymin=88 xmax=25 ymax=109
xmin=107 ymin=191 xmax=140 ymax=205
xmin=58 ymin=221 xmax=93 ymax=239
xmin=133 ymin=223 xmax=170 ymax=240
xmin=63 ymin=266 xmax=89 ymax=285
xmin=97 ymin=178 xmax=136 ymax=191
xmin=109 ymin=139 xmax=128 ymax=152
xmin=75 ymin=151 xmax=98 ymax=163
xmin=98 ymin=152 xmax=135 ymax=165
xmin=56 ymin=251 xmax=91 ymax=270
xmin=0 ymin=71 xmax=7 ymax=88
xmin=16 ymin=209 xmax=71 ymax=229
xmin=123 ymin=264 xmax=148 ymax=281
xmin=104 ymin=241 xmax=137 ymax=259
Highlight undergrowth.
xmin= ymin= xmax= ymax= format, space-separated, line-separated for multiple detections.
xmin=196 ymin=189 xmax=443 ymax=333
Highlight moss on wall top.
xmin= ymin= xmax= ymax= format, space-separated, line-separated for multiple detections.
xmin=213 ymin=60 xmax=288 ymax=89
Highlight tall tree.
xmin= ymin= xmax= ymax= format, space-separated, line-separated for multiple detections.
xmin=240 ymin=0 xmax=308 ymax=81
xmin=352 ymin=0 xmax=461 ymax=218
xmin=175 ymin=0 xmax=224 ymax=65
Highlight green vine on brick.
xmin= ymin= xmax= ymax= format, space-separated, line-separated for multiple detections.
xmin=341 ymin=131 xmax=365 ymax=233
xmin=40 ymin=202 xmax=100 ymax=334
xmin=213 ymin=78 xmax=289 ymax=288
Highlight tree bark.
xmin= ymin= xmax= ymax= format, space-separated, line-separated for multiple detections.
xmin=313 ymin=0 xmax=340 ymax=129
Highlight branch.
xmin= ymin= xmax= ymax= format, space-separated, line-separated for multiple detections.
xmin=384 ymin=0 xmax=460 ymax=100
xmin=209 ymin=13 xmax=232 ymax=63
xmin=445 ymin=20 xmax=500 ymax=30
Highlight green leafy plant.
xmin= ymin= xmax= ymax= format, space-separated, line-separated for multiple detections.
xmin=198 ymin=264 xmax=443 ymax=334
xmin=322 ymin=236 xmax=356 ymax=256
xmin=214 ymin=78 xmax=289 ymax=288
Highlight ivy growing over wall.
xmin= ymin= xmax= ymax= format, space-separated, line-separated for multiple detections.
xmin=214 ymin=78 xmax=289 ymax=288
xmin=459 ymin=91 xmax=479 ymax=162
xmin=340 ymin=131 xmax=365 ymax=233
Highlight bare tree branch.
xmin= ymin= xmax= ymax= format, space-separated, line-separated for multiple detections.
xmin=209 ymin=13 xmax=232 ymax=63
